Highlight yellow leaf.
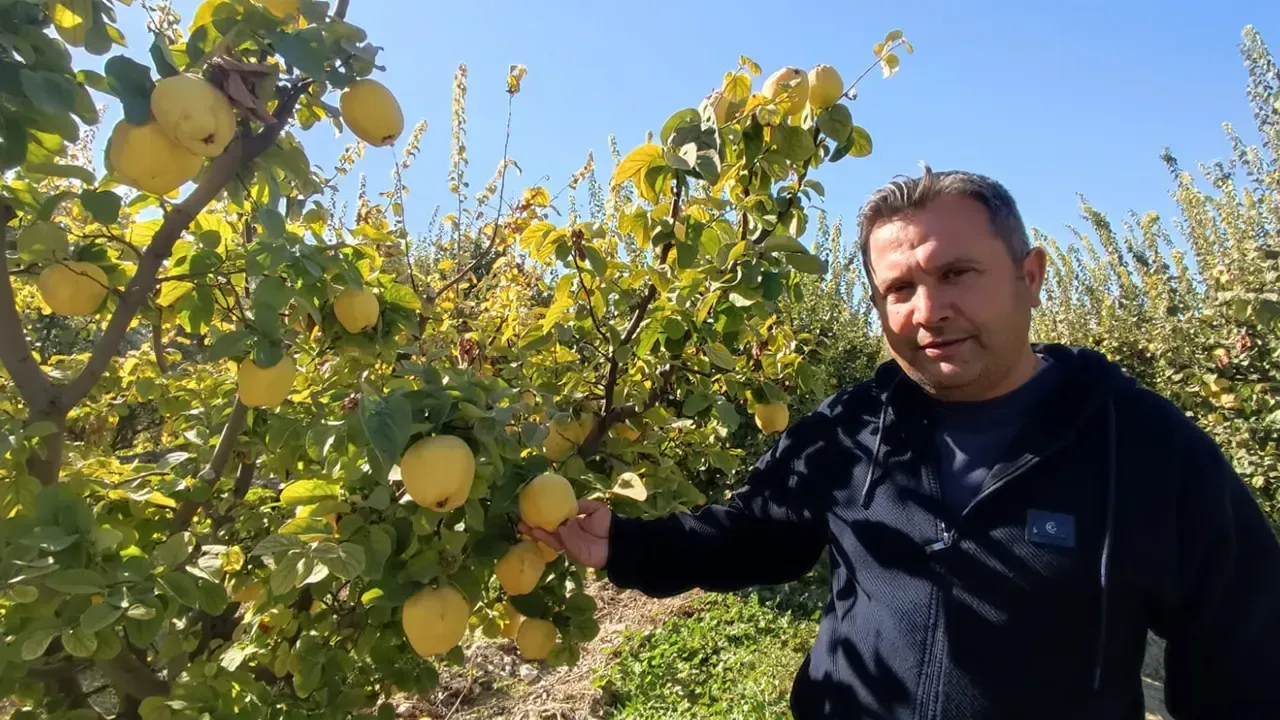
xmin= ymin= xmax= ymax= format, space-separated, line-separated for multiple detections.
xmin=610 ymin=144 xmax=663 ymax=190
xmin=507 ymin=64 xmax=528 ymax=95
xmin=738 ymin=55 xmax=762 ymax=76
xmin=611 ymin=472 xmax=647 ymax=502
xmin=872 ymin=41 xmax=886 ymax=57
xmin=222 ymin=545 xmax=245 ymax=573
xmin=128 ymin=219 xmax=163 ymax=248
xmin=721 ymin=72 xmax=752 ymax=102
xmin=884 ymin=29 xmax=904 ymax=44
xmin=881 ymin=54 xmax=900 ymax=79
xmin=156 ymin=281 xmax=194 ymax=308
xmin=521 ymin=186 xmax=551 ymax=208
xmin=145 ymin=492 xmax=177 ymax=509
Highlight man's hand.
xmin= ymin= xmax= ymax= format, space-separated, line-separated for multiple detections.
xmin=520 ymin=498 xmax=611 ymax=569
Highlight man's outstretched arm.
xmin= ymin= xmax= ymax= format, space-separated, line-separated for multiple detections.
xmin=526 ymin=411 xmax=833 ymax=598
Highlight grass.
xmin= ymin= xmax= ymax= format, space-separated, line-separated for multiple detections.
xmin=594 ymin=591 xmax=820 ymax=720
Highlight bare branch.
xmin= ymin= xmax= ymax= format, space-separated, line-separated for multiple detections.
xmin=174 ymin=400 xmax=249 ymax=530
xmin=335 ymin=0 xmax=350 ymax=19
xmin=61 ymin=84 xmax=309 ymax=410
xmin=0 ymin=203 xmax=56 ymax=410
xmin=96 ymin=645 xmax=169 ymax=702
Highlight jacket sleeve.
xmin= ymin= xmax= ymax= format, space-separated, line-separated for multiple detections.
xmin=604 ymin=407 xmax=833 ymax=598
xmin=1155 ymin=419 xmax=1280 ymax=718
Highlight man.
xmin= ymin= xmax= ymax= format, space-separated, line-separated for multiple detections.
xmin=523 ymin=167 xmax=1280 ymax=718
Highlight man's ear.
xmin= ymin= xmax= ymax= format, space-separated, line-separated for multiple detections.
xmin=1021 ymin=247 xmax=1048 ymax=308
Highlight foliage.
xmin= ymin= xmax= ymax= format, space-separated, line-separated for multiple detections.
xmin=1032 ymin=25 xmax=1280 ymax=526
xmin=595 ymin=592 xmax=818 ymax=720
xmin=0 ymin=3 xmax=912 ymax=718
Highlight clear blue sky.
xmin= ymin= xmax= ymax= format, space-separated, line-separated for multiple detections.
xmin=96 ymin=1 xmax=1279 ymax=248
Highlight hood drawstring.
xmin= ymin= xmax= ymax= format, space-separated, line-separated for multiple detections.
xmin=859 ymin=377 xmax=901 ymax=510
xmin=1093 ymin=399 xmax=1118 ymax=690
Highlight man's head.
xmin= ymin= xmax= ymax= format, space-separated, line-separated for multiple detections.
xmin=857 ymin=166 xmax=1047 ymax=402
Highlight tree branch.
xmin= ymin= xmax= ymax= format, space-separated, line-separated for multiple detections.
xmin=334 ymin=0 xmax=350 ymax=19
xmin=97 ymin=644 xmax=169 ymax=702
xmin=61 ymin=84 xmax=309 ymax=411
xmin=174 ymin=399 xmax=249 ymax=530
xmin=0 ymin=202 xmax=56 ymax=411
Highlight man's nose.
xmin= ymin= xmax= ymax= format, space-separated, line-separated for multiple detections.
xmin=914 ymin=284 xmax=950 ymax=326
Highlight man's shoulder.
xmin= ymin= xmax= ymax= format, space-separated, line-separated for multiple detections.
xmin=1111 ymin=382 xmax=1223 ymax=462
xmin=801 ymin=381 xmax=884 ymax=428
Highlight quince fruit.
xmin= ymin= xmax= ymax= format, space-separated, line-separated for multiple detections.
xmin=107 ymin=119 xmax=204 ymax=196
xmin=340 ymin=78 xmax=404 ymax=147
xmin=495 ymin=540 xmax=547 ymax=596
xmin=807 ymin=65 xmax=845 ymax=109
xmin=37 ymin=261 xmax=107 ymax=316
xmin=518 ymin=472 xmax=578 ymax=533
xmin=516 ymin=617 xmax=557 ymax=660
xmin=754 ymin=402 xmax=790 ymax=434
xmin=399 ymin=435 xmax=475 ymax=511
xmin=401 ymin=585 xmax=470 ymax=657
xmin=151 ymin=74 xmax=236 ymax=157
xmin=236 ymin=355 xmax=296 ymax=408
xmin=762 ymin=67 xmax=810 ymax=117
xmin=334 ymin=287 xmax=380 ymax=333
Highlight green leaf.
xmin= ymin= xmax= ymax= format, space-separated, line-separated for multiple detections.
xmin=849 ymin=125 xmax=873 ymax=158
xmin=9 ymin=585 xmax=39 ymax=603
xmin=79 ymin=189 xmax=122 ymax=224
xmin=660 ymin=109 xmax=701 ymax=145
xmin=381 ymin=282 xmax=421 ymax=311
xmin=258 ymin=207 xmax=287 ymax=239
xmin=270 ymin=553 xmax=304 ymax=595
xmin=773 ymin=125 xmax=815 ymax=164
xmin=153 ymin=531 xmax=194 ymax=570
xmin=278 ymin=517 xmax=331 ymax=536
xmin=20 ymin=70 xmax=78 ymax=114
xmin=80 ymin=602 xmax=123 ymax=633
xmin=786 ymin=252 xmax=827 ymax=275
xmin=313 ymin=542 xmax=366 ymax=580
xmin=682 ymin=392 xmax=714 ymax=416
xmin=45 ymin=568 xmax=106 ymax=594
xmin=20 ymin=628 xmax=61 ymax=660
xmin=139 ymin=696 xmax=172 ymax=720
xmin=704 ymin=343 xmax=737 ymax=371
xmin=27 ymin=162 xmax=96 ymax=185
xmin=61 ymin=626 xmax=98 ymax=657
xmin=103 ymin=56 xmax=156 ymax=125
xmin=761 ymin=233 xmax=808 ymax=254
xmin=207 ymin=329 xmax=253 ymax=360
xmin=125 ymin=603 xmax=156 ymax=620
xmin=16 ymin=221 xmax=70 ymax=262
xmin=159 ymin=572 xmax=201 ymax=607
xmin=816 ymin=104 xmax=853 ymax=144
xmin=251 ymin=534 xmax=304 ymax=556
xmin=360 ymin=392 xmax=412 ymax=473
xmin=149 ymin=34 xmax=181 ymax=78
xmin=197 ymin=579 xmax=228 ymax=615
xmin=714 ymin=398 xmax=741 ymax=431
xmin=280 ymin=480 xmax=341 ymax=507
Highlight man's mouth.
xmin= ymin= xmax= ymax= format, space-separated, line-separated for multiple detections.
xmin=919 ymin=337 xmax=971 ymax=353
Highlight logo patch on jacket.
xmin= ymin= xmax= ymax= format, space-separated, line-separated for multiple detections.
xmin=1026 ymin=510 xmax=1075 ymax=548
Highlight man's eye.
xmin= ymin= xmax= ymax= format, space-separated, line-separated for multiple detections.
xmin=943 ymin=268 xmax=972 ymax=281
xmin=886 ymin=283 xmax=912 ymax=296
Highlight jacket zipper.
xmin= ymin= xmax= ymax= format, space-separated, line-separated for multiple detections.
xmin=916 ymin=462 xmax=947 ymax=720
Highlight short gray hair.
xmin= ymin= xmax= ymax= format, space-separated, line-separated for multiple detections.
xmin=856 ymin=164 xmax=1031 ymax=287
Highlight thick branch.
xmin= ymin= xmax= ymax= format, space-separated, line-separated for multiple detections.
xmin=97 ymin=644 xmax=169 ymax=701
xmin=174 ymin=400 xmax=249 ymax=530
xmin=0 ymin=203 xmax=56 ymax=411
xmin=61 ymin=85 xmax=307 ymax=410
xmin=334 ymin=0 xmax=350 ymax=19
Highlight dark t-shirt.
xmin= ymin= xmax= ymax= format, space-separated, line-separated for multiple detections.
xmin=933 ymin=354 xmax=1063 ymax=513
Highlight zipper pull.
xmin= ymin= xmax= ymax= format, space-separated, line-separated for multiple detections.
xmin=925 ymin=524 xmax=956 ymax=554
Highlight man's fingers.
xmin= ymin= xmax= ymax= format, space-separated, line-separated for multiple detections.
xmin=523 ymin=525 xmax=565 ymax=551
xmin=578 ymin=498 xmax=608 ymax=515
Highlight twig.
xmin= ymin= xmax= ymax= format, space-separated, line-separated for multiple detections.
xmin=432 ymin=91 xmax=516 ymax=300
xmin=571 ymin=251 xmax=611 ymax=345
xmin=846 ymin=38 xmax=907 ymax=95
xmin=334 ymin=0 xmax=350 ymax=20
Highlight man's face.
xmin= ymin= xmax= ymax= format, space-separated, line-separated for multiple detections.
xmin=867 ymin=194 xmax=1046 ymax=401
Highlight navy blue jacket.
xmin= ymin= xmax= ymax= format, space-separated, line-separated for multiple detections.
xmin=607 ymin=344 xmax=1280 ymax=719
